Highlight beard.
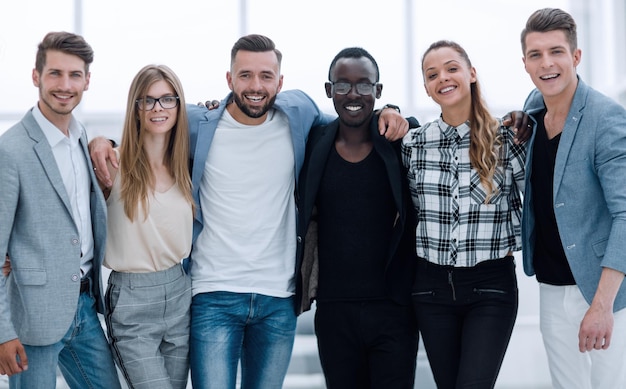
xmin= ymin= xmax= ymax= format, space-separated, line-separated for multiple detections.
xmin=232 ymin=92 xmax=277 ymax=119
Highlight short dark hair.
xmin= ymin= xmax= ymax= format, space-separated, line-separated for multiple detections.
xmin=35 ymin=31 xmax=94 ymax=73
xmin=230 ymin=34 xmax=282 ymax=68
xmin=328 ymin=47 xmax=380 ymax=82
xmin=521 ymin=8 xmax=578 ymax=54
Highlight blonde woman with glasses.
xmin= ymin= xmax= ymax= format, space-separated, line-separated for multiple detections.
xmin=102 ymin=64 xmax=195 ymax=389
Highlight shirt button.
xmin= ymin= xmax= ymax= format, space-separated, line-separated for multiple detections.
xmin=71 ymin=238 xmax=79 ymax=245
xmin=71 ymin=274 xmax=79 ymax=282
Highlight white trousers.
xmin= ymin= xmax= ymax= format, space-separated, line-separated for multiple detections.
xmin=539 ymin=283 xmax=626 ymax=389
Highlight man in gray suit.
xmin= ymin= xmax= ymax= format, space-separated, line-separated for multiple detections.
xmin=0 ymin=32 xmax=120 ymax=388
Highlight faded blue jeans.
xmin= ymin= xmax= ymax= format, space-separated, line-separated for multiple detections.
xmin=190 ymin=292 xmax=296 ymax=389
xmin=9 ymin=287 xmax=121 ymax=389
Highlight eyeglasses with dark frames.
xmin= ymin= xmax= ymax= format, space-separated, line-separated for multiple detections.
xmin=329 ymin=82 xmax=377 ymax=96
xmin=136 ymin=96 xmax=180 ymax=111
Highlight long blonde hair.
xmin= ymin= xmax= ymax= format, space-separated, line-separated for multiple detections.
xmin=119 ymin=64 xmax=194 ymax=220
xmin=422 ymin=40 xmax=501 ymax=200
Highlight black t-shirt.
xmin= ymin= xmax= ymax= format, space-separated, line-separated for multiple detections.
xmin=530 ymin=110 xmax=576 ymax=285
xmin=315 ymin=146 xmax=395 ymax=301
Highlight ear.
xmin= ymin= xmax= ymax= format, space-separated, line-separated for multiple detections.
xmin=375 ymin=83 xmax=383 ymax=99
xmin=325 ymin=82 xmax=332 ymax=98
xmin=84 ymin=72 xmax=91 ymax=91
xmin=276 ymin=74 xmax=284 ymax=94
xmin=469 ymin=66 xmax=477 ymax=83
xmin=573 ymin=48 xmax=582 ymax=67
xmin=521 ymin=56 xmax=531 ymax=75
xmin=32 ymin=68 xmax=40 ymax=87
xmin=226 ymin=71 xmax=234 ymax=91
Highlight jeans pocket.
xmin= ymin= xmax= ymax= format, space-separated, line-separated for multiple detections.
xmin=473 ymin=288 xmax=508 ymax=295
xmin=411 ymin=290 xmax=435 ymax=299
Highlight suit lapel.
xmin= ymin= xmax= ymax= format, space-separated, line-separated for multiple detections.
xmin=553 ymin=83 xmax=587 ymax=199
xmin=25 ymin=114 xmax=74 ymax=217
xmin=192 ymin=110 xmax=221 ymax=188
xmin=370 ymin=122 xmax=403 ymax=218
xmin=305 ymin=122 xmax=338 ymax=208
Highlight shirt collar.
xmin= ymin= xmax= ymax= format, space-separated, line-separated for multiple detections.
xmin=436 ymin=115 xmax=471 ymax=139
xmin=32 ymin=103 xmax=82 ymax=147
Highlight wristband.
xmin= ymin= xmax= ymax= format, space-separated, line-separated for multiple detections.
xmin=382 ymin=104 xmax=401 ymax=113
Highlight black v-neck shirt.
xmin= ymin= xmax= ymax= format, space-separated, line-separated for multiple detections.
xmin=530 ymin=110 xmax=576 ymax=285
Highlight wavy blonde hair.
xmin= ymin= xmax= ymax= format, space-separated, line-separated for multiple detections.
xmin=423 ymin=40 xmax=501 ymax=201
xmin=119 ymin=64 xmax=194 ymax=220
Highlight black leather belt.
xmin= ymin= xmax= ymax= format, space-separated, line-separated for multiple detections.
xmin=80 ymin=277 xmax=90 ymax=294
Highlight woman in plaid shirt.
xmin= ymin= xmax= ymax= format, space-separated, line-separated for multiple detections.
xmin=402 ymin=40 xmax=527 ymax=389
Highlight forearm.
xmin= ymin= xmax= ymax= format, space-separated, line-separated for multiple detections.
xmin=591 ymin=267 xmax=625 ymax=312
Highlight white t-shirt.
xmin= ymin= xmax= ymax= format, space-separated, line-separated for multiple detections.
xmin=191 ymin=108 xmax=296 ymax=298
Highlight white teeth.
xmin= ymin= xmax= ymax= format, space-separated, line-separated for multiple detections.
xmin=540 ymin=74 xmax=558 ymax=80
xmin=151 ymin=118 xmax=167 ymax=122
xmin=345 ymin=105 xmax=361 ymax=111
xmin=56 ymin=94 xmax=71 ymax=99
xmin=245 ymin=95 xmax=263 ymax=102
xmin=440 ymin=86 xmax=455 ymax=94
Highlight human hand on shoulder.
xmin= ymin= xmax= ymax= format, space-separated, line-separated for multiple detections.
xmin=378 ymin=104 xmax=408 ymax=141
xmin=88 ymin=137 xmax=118 ymax=188
xmin=197 ymin=100 xmax=220 ymax=110
xmin=503 ymin=110 xmax=533 ymax=144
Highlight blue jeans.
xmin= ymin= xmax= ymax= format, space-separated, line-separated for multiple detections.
xmin=9 ymin=288 xmax=121 ymax=389
xmin=190 ymin=291 xmax=297 ymax=389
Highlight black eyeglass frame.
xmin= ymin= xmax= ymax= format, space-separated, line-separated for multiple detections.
xmin=328 ymin=81 xmax=378 ymax=96
xmin=135 ymin=96 xmax=180 ymax=111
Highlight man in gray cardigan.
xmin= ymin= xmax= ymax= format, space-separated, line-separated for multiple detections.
xmin=0 ymin=32 xmax=120 ymax=388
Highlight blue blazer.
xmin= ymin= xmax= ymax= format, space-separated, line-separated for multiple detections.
xmin=521 ymin=78 xmax=626 ymax=311
xmin=0 ymin=109 xmax=107 ymax=346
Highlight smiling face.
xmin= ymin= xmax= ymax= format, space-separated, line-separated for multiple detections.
xmin=422 ymin=46 xmax=476 ymax=113
xmin=523 ymin=29 xmax=581 ymax=102
xmin=32 ymin=49 xmax=90 ymax=129
xmin=326 ymin=56 xmax=381 ymax=128
xmin=226 ymin=49 xmax=283 ymax=125
xmin=141 ymin=80 xmax=178 ymax=137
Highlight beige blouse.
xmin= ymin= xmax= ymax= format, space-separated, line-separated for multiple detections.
xmin=104 ymin=174 xmax=192 ymax=273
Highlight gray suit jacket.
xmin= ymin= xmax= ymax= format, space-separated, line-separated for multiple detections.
xmin=521 ymin=78 xmax=626 ymax=312
xmin=0 ymin=109 xmax=107 ymax=346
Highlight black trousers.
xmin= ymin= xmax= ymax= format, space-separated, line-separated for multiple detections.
xmin=314 ymin=299 xmax=418 ymax=389
xmin=413 ymin=256 xmax=518 ymax=389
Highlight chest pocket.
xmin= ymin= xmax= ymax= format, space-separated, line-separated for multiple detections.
xmin=469 ymin=168 xmax=506 ymax=205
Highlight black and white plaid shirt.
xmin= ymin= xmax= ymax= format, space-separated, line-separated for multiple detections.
xmin=401 ymin=117 xmax=526 ymax=267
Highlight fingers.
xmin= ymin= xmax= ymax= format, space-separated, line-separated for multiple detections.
xmin=378 ymin=109 xmax=408 ymax=141
xmin=205 ymin=100 xmax=220 ymax=110
xmin=0 ymin=339 xmax=27 ymax=376
xmin=89 ymin=137 xmax=117 ymax=188
xmin=502 ymin=113 xmax=512 ymax=126
xmin=513 ymin=123 xmax=534 ymax=144
xmin=16 ymin=345 xmax=27 ymax=373
xmin=579 ymin=334 xmax=610 ymax=352
xmin=2 ymin=256 xmax=10 ymax=277
xmin=197 ymin=100 xmax=220 ymax=110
